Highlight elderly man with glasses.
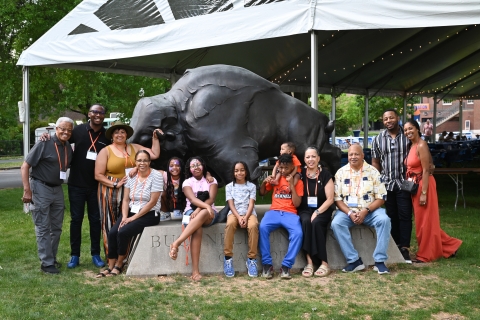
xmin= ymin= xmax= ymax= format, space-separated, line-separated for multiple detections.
xmin=21 ymin=117 xmax=75 ymax=274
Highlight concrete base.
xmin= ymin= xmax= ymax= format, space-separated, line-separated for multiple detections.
xmin=126 ymin=205 xmax=405 ymax=277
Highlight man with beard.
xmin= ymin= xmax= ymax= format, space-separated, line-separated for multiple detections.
xmin=371 ymin=109 xmax=412 ymax=263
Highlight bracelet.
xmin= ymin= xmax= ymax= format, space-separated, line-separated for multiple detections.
xmin=347 ymin=210 xmax=353 ymax=216
xmin=314 ymin=209 xmax=320 ymax=215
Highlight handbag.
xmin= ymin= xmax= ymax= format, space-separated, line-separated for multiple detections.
xmin=401 ymin=179 xmax=418 ymax=195
xmin=190 ymin=191 xmax=210 ymax=210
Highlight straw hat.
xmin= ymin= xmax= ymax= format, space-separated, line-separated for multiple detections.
xmin=105 ymin=121 xmax=134 ymax=140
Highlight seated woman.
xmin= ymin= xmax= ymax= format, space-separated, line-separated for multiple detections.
xmin=96 ymin=150 xmax=163 ymax=277
xmin=404 ymin=120 xmax=462 ymax=263
xmin=160 ymin=157 xmax=187 ymax=221
xmin=168 ymin=156 xmax=219 ymax=281
xmin=298 ymin=147 xmax=335 ymax=277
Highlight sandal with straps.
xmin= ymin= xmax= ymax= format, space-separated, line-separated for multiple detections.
xmin=169 ymin=244 xmax=179 ymax=260
xmin=106 ymin=265 xmax=123 ymax=277
xmin=95 ymin=268 xmax=112 ymax=278
xmin=314 ymin=264 xmax=331 ymax=277
xmin=302 ymin=264 xmax=314 ymax=278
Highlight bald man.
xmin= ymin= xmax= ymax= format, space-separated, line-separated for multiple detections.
xmin=330 ymin=144 xmax=391 ymax=274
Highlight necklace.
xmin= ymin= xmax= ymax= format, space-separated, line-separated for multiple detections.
xmin=306 ymin=169 xmax=319 ymax=179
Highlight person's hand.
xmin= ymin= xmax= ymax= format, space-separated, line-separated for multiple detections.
xmin=239 ymin=216 xmax=247 ymax=228
xmin=118 ymin=176 xmax=128 ymax=187
xmin=353 ymin=209 xmax=366 ymax=225
xmin=263 ymin=176 xmax=273 ymax=184
xmin=22 ymin=189 xmax=32 ymax=203
xmin=39 ymin=132 xmax=51 ymax=142
xmin=152 ymin=129 xmax=164 ymax=140
xmin=129 ymin=167 xmax=138 ymax=178
xmin=119 ymin=216 xmax=132 ymax=229
xmin=190 ymin=208 xmax=201 ymax=220
xmin=419 ymin=194 xmax=427 ymax=206
xmin=311 ymin=211 xmax=319 ymax=222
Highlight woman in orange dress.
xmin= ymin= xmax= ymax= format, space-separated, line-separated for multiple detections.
xmin=403 ymin=120 xmax=462 ymax=262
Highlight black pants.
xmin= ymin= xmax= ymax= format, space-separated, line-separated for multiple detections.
xmin=107 ymin=210 xmax=159 ymax=259
xmin=385 ymin=185 xmax=413 ymax=248
xmin=298 ymin=207 xmax=333 ymax=266
xmin=68 ymin=185 xmax=101 ymax=257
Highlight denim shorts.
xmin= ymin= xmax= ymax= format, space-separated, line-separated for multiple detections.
xmin=183 ymin=208 xmax=219 ymax=228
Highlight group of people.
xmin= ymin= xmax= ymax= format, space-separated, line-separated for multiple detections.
xmin=21 ymin=105 xmax=461 ymax=279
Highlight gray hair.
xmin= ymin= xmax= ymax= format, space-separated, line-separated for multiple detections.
xmin=56 ymin=117 xmax=74 ymax=127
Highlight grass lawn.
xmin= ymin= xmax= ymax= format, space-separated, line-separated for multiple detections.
xmin=0 ymin=175 xmax=479 ymax=319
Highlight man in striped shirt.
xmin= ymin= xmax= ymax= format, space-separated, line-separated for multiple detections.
xmin=371 ymin=109 xmax=412 ymax=264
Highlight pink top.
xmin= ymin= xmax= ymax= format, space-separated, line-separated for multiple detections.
xmin=182 ymin=176 xmax=217 ymax=212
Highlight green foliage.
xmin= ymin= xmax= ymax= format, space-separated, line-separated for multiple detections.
xmin=0 ymin=0 xmax=170 ymax=139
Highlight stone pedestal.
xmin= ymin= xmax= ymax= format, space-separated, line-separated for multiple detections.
xmin=126 ymin=205 xmax=405 ymax=277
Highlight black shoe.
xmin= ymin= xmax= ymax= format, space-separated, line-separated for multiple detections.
xmin=54 ymin=260 xmax=62 ymax=269
xmin=400 ymin=247 xmax=412 ymax=264
xmin=41 ymin=265 xmax=60 ymax=274
xmin=342 ymin=258 xmax=365 ymax=273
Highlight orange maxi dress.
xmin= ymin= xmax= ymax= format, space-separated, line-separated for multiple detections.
xmin=406 ymin=144 xmax=462 ymax=262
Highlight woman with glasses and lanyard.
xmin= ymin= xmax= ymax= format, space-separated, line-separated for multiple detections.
xmin=96 ymin=150 xmax=163 ymax=277
xmin=168 ymin=156 xmax=219 ymax=281
xmin=95 ymin=122 xmax=161 ymax=259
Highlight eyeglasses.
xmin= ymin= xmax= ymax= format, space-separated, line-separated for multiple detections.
xmin=57 ymin=127 xmax=72 ymax=133
xmin=136 ymin=159 xmax=150 ymax=163
xmin=190 ymin=164 xmax=202 ymax=169
xmin=89 ymin=110 xmax=105 ymax=115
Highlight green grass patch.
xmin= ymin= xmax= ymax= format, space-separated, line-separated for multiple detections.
xmin=0 ymin=175 xmax=478 ymax=319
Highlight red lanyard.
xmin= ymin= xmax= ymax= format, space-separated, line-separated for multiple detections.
xmin=130 ymin=169 xmax=150 ymax=206
xmin=306 ymin=170 xmax=319 ymax=197
xmin=88 ymin=131 xmax=100 ymax=153
xmin=348 ymin=167 xmax=362 ymax=196
xmin=114 ymin=144 xmax=135 ymax=168
xmin=54 ymin=141 xmax=67 ymax=172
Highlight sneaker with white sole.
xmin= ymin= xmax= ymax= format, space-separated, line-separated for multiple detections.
xmin=280 ymin=266 xmax=291 ymax=280
xmin=373 ymin=262 xmax=390 ymax=274
xmin=224 ymin=257 xmax=234 ymax=277
xmin=246 ymin=258 xmax=258 ymax=277
xmin=160 ymin=211 xmax=171 ymax=222
xmin=400 ymin=247 xmax=412 ymax=264
xmin=342 ymin=257 xmax=365 ymax=273
xmin=262 ymin=264 xmax=274 ymax=279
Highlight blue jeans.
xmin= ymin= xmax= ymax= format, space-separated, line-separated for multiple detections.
xmin=330 ymin=208 xmax=391 ymax=263
xmin=68 ymin=185 xmax=101 ymax=257
xmin=259 ymin=210 xmax=303 ymax=269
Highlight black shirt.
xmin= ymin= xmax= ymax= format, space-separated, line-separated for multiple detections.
xmin=68 ymin=123 xmax=109 ymax=188
xmin=299 ymin=167 xmax=333 ymax=213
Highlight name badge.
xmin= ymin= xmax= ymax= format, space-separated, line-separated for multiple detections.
xmin=307 ymin=197 xmax=318 ymax=208
xmin=125 ymin=168 xmax=133 ymax=176
xmin=182 ymin=213 xmax=190 ymax=225
xmin=60 ymin=171 xmax=67 ymax=179
xmin=131 ymin=204 xmax=141 ymax=213
xmin=86 ymin=151 xmax=97 ymax=160
xmin=347 ymin=196 xmax=358 ymax=207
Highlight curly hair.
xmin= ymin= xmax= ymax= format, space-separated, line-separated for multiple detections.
xmin=165 ymin=157 xmax=186 ymax=211
xmin=278 ymin=153 xmax=293 ymax=165
xmin=231 ymin=161 xmax=251 ymax=185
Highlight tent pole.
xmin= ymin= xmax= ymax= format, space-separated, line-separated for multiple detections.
xmin=403 ymin=93 xmax=407 ymax=127
xmin=459 ymin=98 xmax=463 ymax=137
xmin=432 ymin=95 xmax=437 ymax=142
xmin=310 ymin=31 xmax=318 ymax=110
xmin=364 ymin=90 xmax=369 ymax=149
xmin=331 ymin=88 xmax=336 ymax=145
xmin=22 ymin=67 xmax=30 ymax=159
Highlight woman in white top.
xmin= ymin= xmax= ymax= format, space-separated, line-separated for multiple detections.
xmin=168 ymin=156 xmax=218 ymax=281
xmin=96 ymin=150 xmax=163 ymax=277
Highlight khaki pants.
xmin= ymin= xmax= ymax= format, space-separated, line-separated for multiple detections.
xmin=224 ymin=214 xmax=259 ymax=259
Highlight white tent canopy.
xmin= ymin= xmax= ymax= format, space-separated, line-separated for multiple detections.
xmin=17 ymin=0 xmax=480 ymax=155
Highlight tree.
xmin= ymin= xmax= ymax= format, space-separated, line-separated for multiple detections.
xmin=0 ymin=0 xmax=170 ymax=141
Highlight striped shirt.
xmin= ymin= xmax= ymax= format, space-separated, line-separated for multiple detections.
xmin=371 ymin=129 xmax=409 ymax=191
xmin=125 ymin=169 xmax=164 ymax=212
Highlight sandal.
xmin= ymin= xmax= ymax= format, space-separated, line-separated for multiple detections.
xmin=95 ymin=268 xmax=111 ymax=278
xmin=191 ymin=273 xmax=202 ymax=282
xmin=302 ymin=264 xmax=314 ymax=278
xmin=314 ymin=264 xmax=331 ymax=277
xmin=106 ymin=265 xmax=123 ymax=277
xmin=169 ymin=244 xmax=178 ymax=260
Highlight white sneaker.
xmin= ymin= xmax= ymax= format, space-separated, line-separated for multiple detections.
xmin=171 ymin=209 xmax=183 ymax=220
xmin=160 ymin=211 xmax=171 ymax=221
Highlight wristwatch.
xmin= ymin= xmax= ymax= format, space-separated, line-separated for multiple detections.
xmin=365 ymin=207 xmax=371 ymax=214
xmin=421 ymin=191 xmax=427 ymax=195
xmin=314 ymin=209 xmax=320 ymax=215
xmin=113 ymin=181 xmax=118 ymax=189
